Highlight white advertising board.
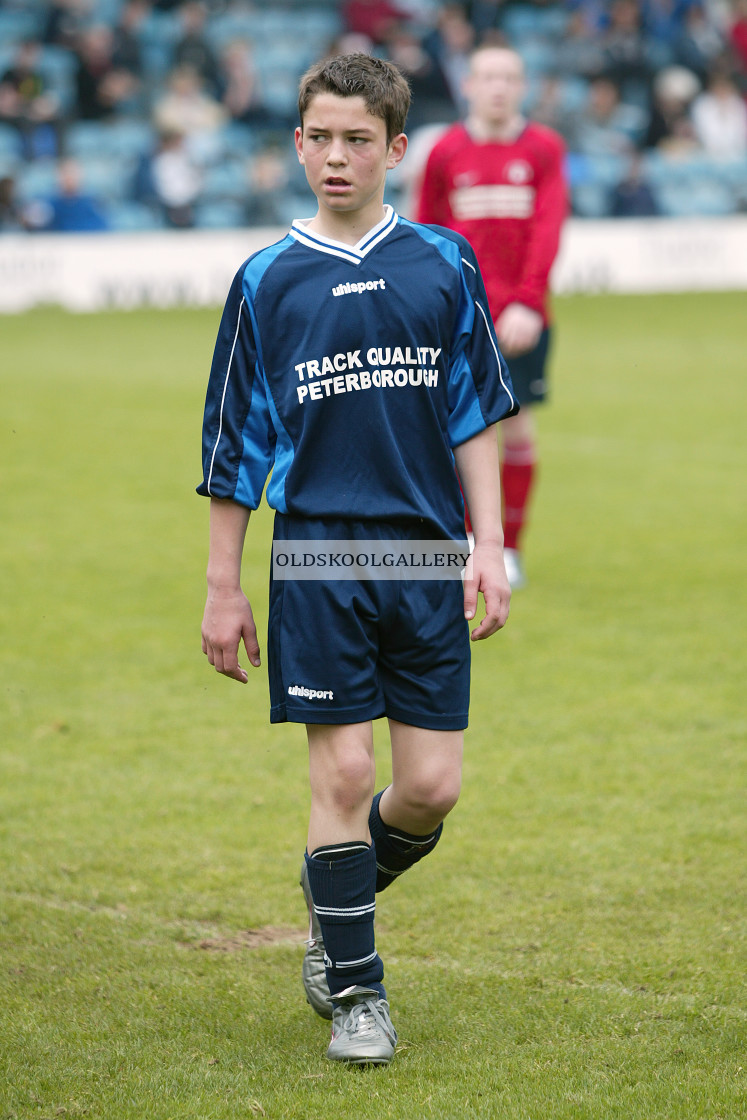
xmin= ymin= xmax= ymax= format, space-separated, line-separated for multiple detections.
xmin=1 ymin=218 xmax=746 ymax=314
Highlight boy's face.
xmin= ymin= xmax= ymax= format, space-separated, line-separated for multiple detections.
xmin=465 ymin=49 xmax=525 ymax=128
xmin=295 ymin=93 xmax=406 ymax=223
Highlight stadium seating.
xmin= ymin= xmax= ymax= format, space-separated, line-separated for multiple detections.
xmin=1 ymin=1 xmax=745 ymax=231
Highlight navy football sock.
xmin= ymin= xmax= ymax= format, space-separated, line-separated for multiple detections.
xmin=305 ymin=843 xmax=384 ymax=1000
xmin=368 ymin=789 xmax=443 ymax=892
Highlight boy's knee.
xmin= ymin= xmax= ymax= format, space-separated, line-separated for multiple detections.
xmin=335 ymin=749 xmax=376 ymax=804
xmin=311 ymin=741 xmax=375 ymax=813
xmin=399 ymin=772 xmax=461 ymax=822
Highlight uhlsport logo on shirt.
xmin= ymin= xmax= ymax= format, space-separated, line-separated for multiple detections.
xmin=331 ymin=278 xmax=386 ymax=297
xmin=288 ymin=683 xmax=334 ymax=701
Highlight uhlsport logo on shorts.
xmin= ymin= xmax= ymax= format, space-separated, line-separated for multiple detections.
xmin=273 ymin=539 xmax=472 ymax=581
xmin=287 ymin=684 xmax=334 ymax=701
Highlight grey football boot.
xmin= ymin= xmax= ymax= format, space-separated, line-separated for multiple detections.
xmin=300 ymin=860 xmax=333 ymax=1019
xmin=327 ymin=985 xmax=398 ymax=1065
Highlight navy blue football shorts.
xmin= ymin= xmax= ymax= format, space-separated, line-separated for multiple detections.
xmin=505 ymin=327 xmax=552 ymax=405
xmin=268 ymin=514 xmax=471 ymax=730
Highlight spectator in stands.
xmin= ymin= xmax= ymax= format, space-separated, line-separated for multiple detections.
xmin=555 ymin=9 xmax=606 ymax=79
xmin=673 ymin=2 xmax=726 ymax=84
xmin=465 ymin=0 xmax=508 ymax=40
xmin=730 ymin=0 xmax=747 ymax=75
xmin=42 ymin=0 xmax=91 ymax=51
xmin=245 ymin=143 xmax=293 ymax=227
xmin=111 ymin=0 xmax=149 ymax=81
xmin=28 ymin=157 xmax=109 ymax=232
xmin=609 ymin=151 xmax=660 ymax=214
xmin=218 ymin=40 xmax=280 ymax=130
xmin=564 ymin=0 xmax=609 ymax=33
xmin=325 ymin=32 xmax=378 ymax=59
xmin=0 ymin=39 xmax=62 ymax=159
xmin=148 ymin=128 xmax=202 ymax=228
xmin=0 ymin=174 xmax=30 ymax=232
xmin=174 ymin=2 xmax=221 ymax=96
xmin=529 ymin=75 xmax=579 ymax=139
xmin=601 ymin=0 xmax=656 ymax=101
xmin=343 ymin=0 xmax=411 ymax=44
xmin=640 ymin=0 xmax=695 ymax=46
xmin=691 ymin=65 xmax=747 ymax=154
xmin=424 ymin=4 xmax=477 ymax=117
xmin=153 ymin=64 xmax=226 ymax=140
xmin=73 ymin=25 xmax=138 ymax=120
xmin=570 ymin=74 xmax=648 ymax=155
xmin=642 ymin=64 xmax=700 ymax=150
xmin=383 ymin=24 xmax=457 ymax=128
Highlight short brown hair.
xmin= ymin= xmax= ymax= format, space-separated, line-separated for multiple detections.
xmin=298 ymin=53 xmax=411 ymax=142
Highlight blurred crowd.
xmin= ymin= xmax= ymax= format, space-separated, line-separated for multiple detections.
xmin=1 ymin=0 xmax=746 ymax=232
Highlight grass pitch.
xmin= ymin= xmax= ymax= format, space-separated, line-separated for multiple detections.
xmin=1 ymin=292 xmax=744 ymax=1119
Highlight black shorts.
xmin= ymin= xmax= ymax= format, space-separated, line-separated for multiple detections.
xmin=505 ymin=327 xmax=552 ymax=406
xmin=268 ymin=514 xmax=471 ymax=730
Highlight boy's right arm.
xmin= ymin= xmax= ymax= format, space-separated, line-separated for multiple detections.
xmin=201 ymin=497 xmax=261 ymax=684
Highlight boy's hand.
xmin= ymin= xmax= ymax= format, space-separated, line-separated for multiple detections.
xmin=463 ymin=541 xmax=511 ymax=640
xmin=201 ymin=587 xmax=260 ymax=683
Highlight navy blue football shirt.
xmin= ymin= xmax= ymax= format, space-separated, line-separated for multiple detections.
xmin=197 ymin=207 xmax=517 ymax=540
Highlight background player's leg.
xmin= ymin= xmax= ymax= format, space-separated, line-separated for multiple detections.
xmin=370 ymin=722 xmax=462 ymax=891
xmin=500 ymin=408 xmax=537 ymax=586
xmin=305 ymin=722 xmax=385 ymax=996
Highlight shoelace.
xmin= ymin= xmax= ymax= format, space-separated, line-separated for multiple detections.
xmin=340 ymin=998 xmax=393 ymax=1041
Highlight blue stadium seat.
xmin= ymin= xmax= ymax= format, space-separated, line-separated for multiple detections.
xmin=201 ymin=160 xmax=249 ymax=202
xmin=66 ymin=122 xmax=115 ymax=159
xmin=295 ymin=7 xmax=343 ymax=43
xmin=641 ymin=151 xmax=694 ymax=186
xmin=78 ymin=156 xmax=134 ymax=201
xmin=564 ymin=152 xmax=592 ymax=187
xmin=248 ymin=8 xmax=299 ymax=41
xmin=15 ymin=160 xmax=58 ymax=203
xmin=0 ymin=8 xmax=45 ymax=46
xmin=655 ymin=179 xmax=736 ymax=217
xmin=257 ymin=68 xmax=299 ymax=117
xmin=91 ymin=0 xmax=126 ymax=25
xmin=207 ymin=11 xmax=264 ymax=50
xmin=195 ymin=199 xmax=245 ymax=229
xmin=67 ymin=120 xmax=155 ymax=163
xmin=107 ymin=200 xmax=164 ymax=232
xmin=719 ymin=157 xmax=747 ymax=209
xmin=0 ymin=123 xmax=22 ymax=163
xmin=140 ymin=39 xmax=174 ymax=80
xmin=586 ymin=153 xmax=628 ymax=188
xmin=104 ymin=119 xmax=156 ymax=159
xmin=219 ymin=122 xmax=259 ymax=159
xmin=571 ymin=182 xmax=612 ymax=219
xmin=559 ymin=75 xmax=591 ymax=113
xmin=518 ymin=38 xmax=557 ymax=78
xmin=502 ymin=5 xmax=569 ymax=42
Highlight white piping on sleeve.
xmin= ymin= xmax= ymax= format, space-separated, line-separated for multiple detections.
xmin=474 ymin=297 xmax=516 ymax=413
xmin=206 ymin=296 xmax=245 ymax=495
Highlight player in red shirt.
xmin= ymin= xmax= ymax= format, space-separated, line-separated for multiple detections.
xmin=417 ymin=45 xmax=568 ymax=588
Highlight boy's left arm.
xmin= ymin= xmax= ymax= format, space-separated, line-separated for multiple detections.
xmin=453 ymin=424 xmax=511 ymax=639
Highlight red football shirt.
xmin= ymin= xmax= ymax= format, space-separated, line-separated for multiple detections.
xmin=416 ymin=122 xmax=568 ymax=326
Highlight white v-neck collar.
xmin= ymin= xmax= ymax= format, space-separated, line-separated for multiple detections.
xmin=289 ymin=206 xmax=399 ymax=265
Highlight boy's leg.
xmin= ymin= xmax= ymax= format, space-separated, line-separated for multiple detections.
xmin=304 ymin=722 xmax=397 ymax=1063
xmin=305 ymin=722 xmax=384 ymax=995
xmin=370 ymin=721 xmax=463 ymax=892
